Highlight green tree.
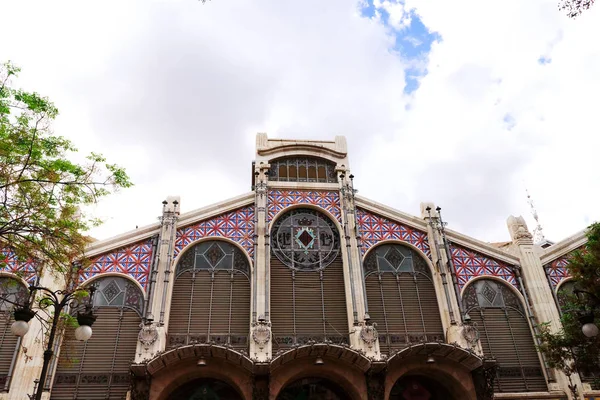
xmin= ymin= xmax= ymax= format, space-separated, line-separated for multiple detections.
xmin=0 ymin=61 xmax=132 ymax=277
xmin=537 ymin=223 xmax=600 ymax=393
xmin=559 ymin=0 xmax=595 ymax=18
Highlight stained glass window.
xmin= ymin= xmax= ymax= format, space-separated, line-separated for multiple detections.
xmin=176 ymin=240 xmax=250 ymax=276
xmin=269 ymin=156 xmax=338 ymax=183
xmin=0 ymin=277 xmax=28 ymax=312
xmin=75 ymin=276 xmax=143 ymax=316
xmin=271 ymin=209 xmax=340 ymax=270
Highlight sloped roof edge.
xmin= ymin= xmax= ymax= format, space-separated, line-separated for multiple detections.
xmin=540 ymin=228 xmax=587 ymax=265
xmin=85 ymin=192 xmax=255 ymax=258
xmin=355 ymin=195 xmax=519 ymax=265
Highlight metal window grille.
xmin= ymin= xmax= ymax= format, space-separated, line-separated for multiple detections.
xmin=269 ymin=157 xmax=338 ymax=183
xmin=363 ymin=244 xmax=444 ymax=355
xmin=462 ymin=279 xmax=547 ymax=393
xmin=50 ymin=277 xmax=143 ymax=400
xmin=167 ymin=241 xmax=250 ymax=350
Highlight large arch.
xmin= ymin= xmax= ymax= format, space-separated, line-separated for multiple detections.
xmin=461 ymin=278 xmax=547 ymax=393
xmin=50 ymin=275 xmax=144 ymax=400
xmin=145 ymin=344 xmax=253 ymax=400
xmin=385 ymin=343 xmax=483 ymax=400
xmin=269 ymin=345 xmax=369 ymax=400
xmin=269 ymin=207 xmax=349 ymax=349
xmin=363 ymin=242 xmax=444 ymax=355
xmin=167 ymin=239 xmax=251 ymax=351
xmin=0 ymin=275 xmax=29 ymax=391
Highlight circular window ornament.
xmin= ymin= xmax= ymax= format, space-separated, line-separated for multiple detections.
xmin=271 ymin=209 xmax=340 ymax=270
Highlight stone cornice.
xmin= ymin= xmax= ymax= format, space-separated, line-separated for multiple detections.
xmin=257 ymin=144 xmax=346 ymax=159
xmin=540 ymin=229 xmax=588 ymax=265
xmin=176 ymin=192 xmax=254 ymax=228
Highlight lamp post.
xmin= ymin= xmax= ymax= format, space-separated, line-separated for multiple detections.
xmin=11 ymin=285 xmax=97 ymax=400
xmin=573 ymin=287 xmax=600 ymax=338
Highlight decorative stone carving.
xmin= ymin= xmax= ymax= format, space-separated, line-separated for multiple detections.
xmin=252 ymin=319 xmax=271 ymax=349
xmin=461 ymin=322 xmax=480 ymax=347
xmin=507 ymin=215 xmax=533 ymax=245
xmin=138 ymin=322 xmax=158 ymax=347
xmin=360 ymin=324 xmax=378 ymax=349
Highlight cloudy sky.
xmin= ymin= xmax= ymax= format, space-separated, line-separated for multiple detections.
xmin=2 ymin=0 xmax=599 ymax=244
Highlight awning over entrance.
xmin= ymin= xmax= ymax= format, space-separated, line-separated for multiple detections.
xmin=386 ymin=342 xmax=484 ymax=371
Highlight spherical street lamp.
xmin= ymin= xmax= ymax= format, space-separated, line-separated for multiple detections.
xmin=11 ymin=307 xmax=36 ymax=337
xmin=74 ymin=325 xmax=93 ymax=341
xmin=582 ymin=322 xmax=599 ymax=338
xmin=11 ymin=319 xmax=30 ymax=337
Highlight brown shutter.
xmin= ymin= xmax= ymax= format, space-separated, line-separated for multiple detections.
xmin=167 ymin=270 xmax=249 ymax=350
xmin=0 ymin=314 xmax=19 ymax=388
xmin=271 ymin=256 xmax=348 ymax=349
xmin=472 ymin=308 xmax=546 ymax=393
xmin=51 ymin=307 xmax=140 ymax=400
xmin=365 ymin=272 xmax=444 ymax=354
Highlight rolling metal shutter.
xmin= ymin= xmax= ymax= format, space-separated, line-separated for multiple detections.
xmin=167 ymin=270 xmax=250 ymax=350
xmin=271 ymin=256 xmax=349 ymax=349
xmin=365 ymin=272 xmax=444 ymax=354
xmin=463 ymin=279 xmax=547 ymax=393
xmin=0 ymin=313 xmax=19 ymax=389
xmin=51 ymin=307 xmax=141 ymax=400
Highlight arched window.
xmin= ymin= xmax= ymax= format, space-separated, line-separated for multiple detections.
xmin=0 ymin=277 xmax=29 ymax=390
xmin=270 ymin=208 xmax=348 ymax=348
xmin=168 ymin=240 xmax=250 ymax=350
xmin=462 ymin=279 xmax=546 ymax=393
xmin=269 ymin=156 xmax=338 ymax=183
xmin=363 ymin=244 xmax=444 ymax=354
xmin=51 ymin=276 xmax=144 ymax=400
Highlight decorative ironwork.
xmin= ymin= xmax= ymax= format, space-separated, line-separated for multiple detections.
xmin=269 ymin=156 xmax=338 ymax=183
xmin=271 ymin=209 xmax=340 ymax=271
xmin=356 ymin=208 xmax=431 ymax=258
xmin=450 ymin=244 xmax=519 ymax=290
xmin=363 ymin=244 xmax=426 ymax=276
xmin=175 ymin=206 xmax=255 ymax=257
xmin=463 ymin=279 xmax=523 ymax=312
xmin=81 ymin=238 xmax=154 ymax=290
xmin=81 ymin=277 xmax=143 ymax=315
xmin=176 ymin=240 xmax=250 ymax=277
xmin=267 ymin=190 xmax=342 ymax=222
xmin=0 ymin=277 xmax=29 ymax=312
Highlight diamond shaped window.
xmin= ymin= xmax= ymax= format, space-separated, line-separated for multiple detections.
xmin=205 ymin=243 xmax=226 ymax=267
xmin=384 ymin=247 xmax=406 ymax=269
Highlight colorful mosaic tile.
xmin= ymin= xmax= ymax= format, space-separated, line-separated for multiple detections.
xmin=268 ymin=190 xmax=342 ymax=222
xmin=450 ymin=245 xmax=518 ymax=290
xmin=175 ymin=205 xmax=255 ymax=258
xmin=0 ymin=247 xmax=37 ymax=283
xmin=356 ymin=208 xmax=431 ymax=259
xmin=80 ymin=238 xmax=154 ymax=290
xmin=545 ymin=255 xmax=572 ymax=289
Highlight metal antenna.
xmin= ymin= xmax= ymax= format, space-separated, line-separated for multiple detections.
xmin=526 ymin=189 xmax=545 ymax=244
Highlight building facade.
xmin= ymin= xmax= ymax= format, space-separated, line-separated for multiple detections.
xmin=0 ymin=134 xmax=598 ymax=400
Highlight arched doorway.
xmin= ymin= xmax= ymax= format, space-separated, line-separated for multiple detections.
xmin=277 ymin=377 xmax=351 ymax=400
xmin=390 ymin=375 xmax=454 ymax=400
xmin=166 ymin=378 xmax=243 ymax=400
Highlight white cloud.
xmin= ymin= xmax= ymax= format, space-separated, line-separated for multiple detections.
xmin=1 ymin=0 xmax=599 ymax=245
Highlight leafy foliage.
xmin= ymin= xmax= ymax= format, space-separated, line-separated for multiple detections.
xmin=559 ymin=0 xmax=595 ymax=18
xmin=537 ymin=223 xmax=600 ymax=390
xmin=0 ymin=61 xmax=132 ymax=277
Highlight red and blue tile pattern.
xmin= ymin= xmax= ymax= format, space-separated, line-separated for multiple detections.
xmin=0 ymin=247 xmax=37 ymax=283
xmin=356 ymin=208 xmax=431 ymax=259
xmin=451 ymin=245 xmax=519 ymax=290
xmin=268 ymin=190 xmax=342 ymax=223
xmin=80 ymin=238 xmax=154 ymax=290
xmin=175 ymin=205 xmax=255 ymax=257
xmin=545 ymin=255 xmax=572 ymax=289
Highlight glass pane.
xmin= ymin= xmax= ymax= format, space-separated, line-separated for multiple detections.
xmin=278 ymin=164 xmax=287 ymax=180
xmin=308 ymin=166 xmax=317 ymax=181
xmin=298 ymin=165 xmax=307 ymax=181
xmin=289 ymin=165 xmax=297 ymax=182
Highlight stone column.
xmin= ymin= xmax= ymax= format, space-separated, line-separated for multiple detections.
xmin=420 ymin=203 xmax=480 ymax=353
xmin=507 ymin=215 xmax=582 ymax=399
xmin=135 ymin=197 xmax=179 ymax=363
xmin=250 ymin=163 xmax=271 ymax=362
